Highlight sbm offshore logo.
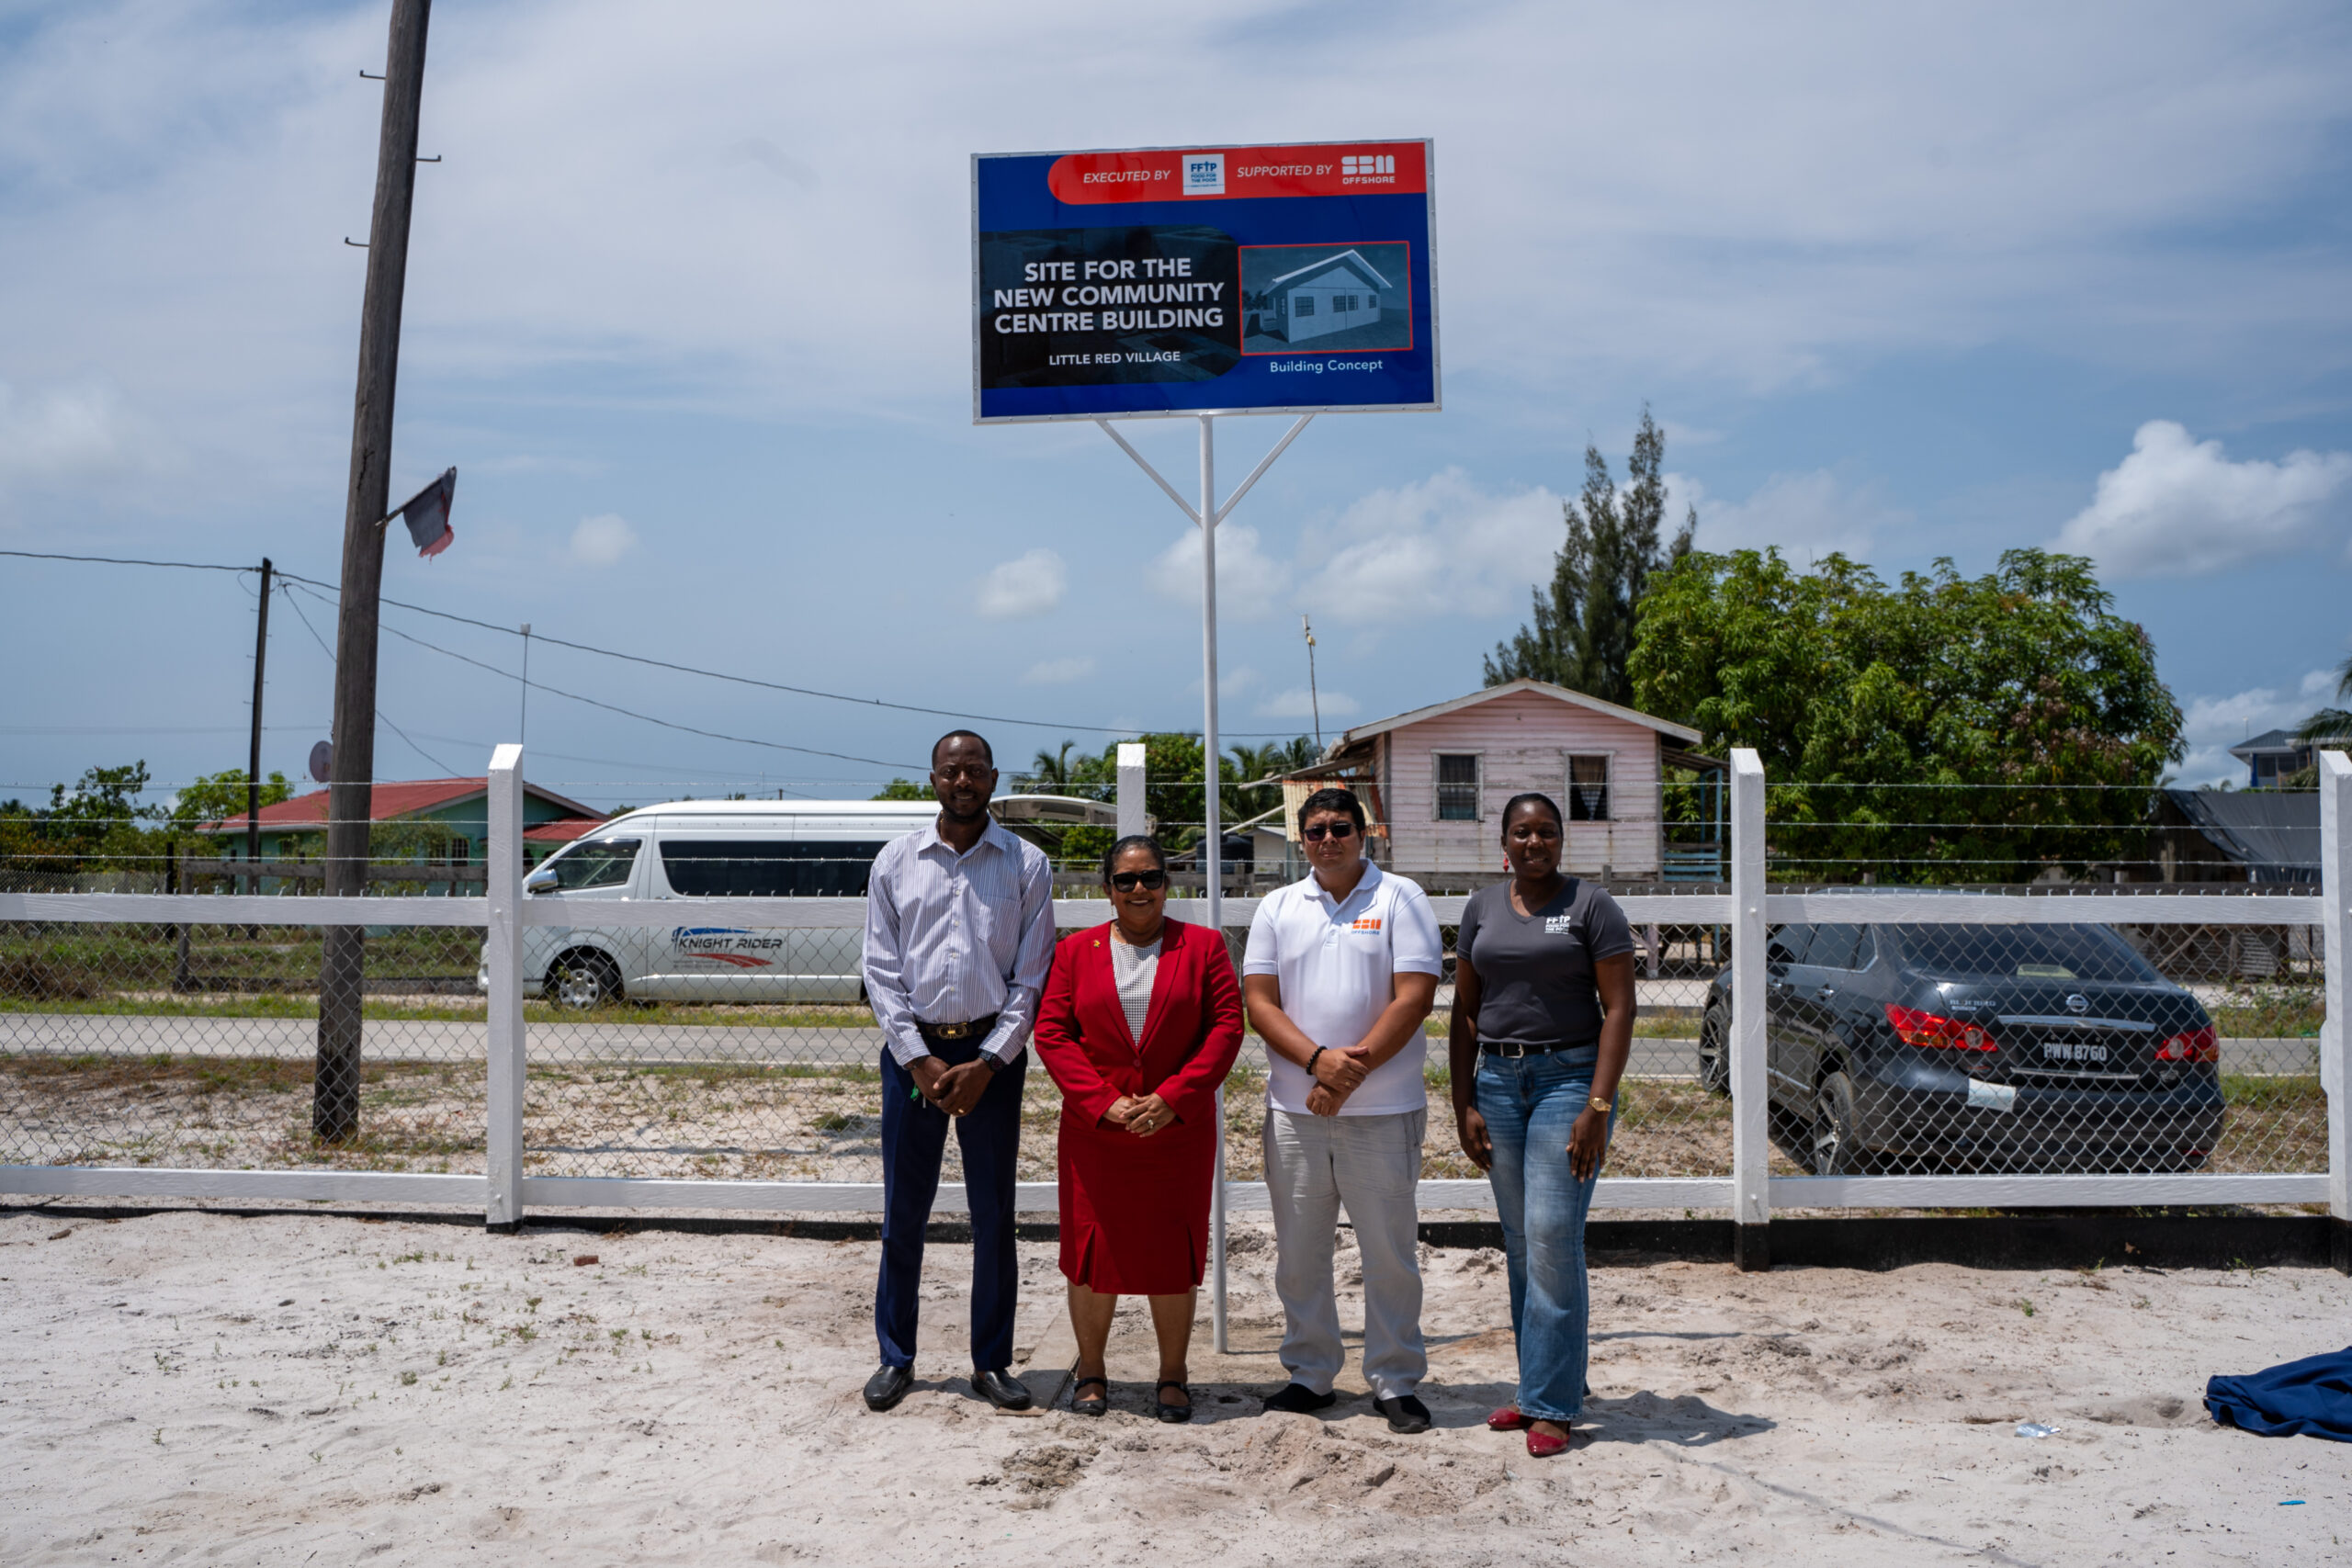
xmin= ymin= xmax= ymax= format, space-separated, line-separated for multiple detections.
xmin=1340 ymin=152 xmax=1397 ymax=185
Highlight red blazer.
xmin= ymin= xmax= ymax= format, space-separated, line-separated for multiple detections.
xmin=1032 ymin=919 xmax=1243 ymax=1131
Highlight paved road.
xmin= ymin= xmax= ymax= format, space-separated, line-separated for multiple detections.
xmin=0 ymin=1013 xmax=2317 ymax=1077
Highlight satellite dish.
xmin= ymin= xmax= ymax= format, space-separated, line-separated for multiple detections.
xmin=308 ymin=741 xmax=334 ymax=784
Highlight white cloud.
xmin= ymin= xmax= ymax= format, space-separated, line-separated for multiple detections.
xmin=2052 ymin=421 xmax=2352 ymax=577
xmin=1152 ymin=524 xmax=1289 ymax=620
xmin=975 ymin=547 xmax=1066 ymax=619
xmin=569 ymin=513 xmax=638 ymax=567
xmin=1256 ymin=687 xmax=1359 ymax=720
xmin=1021 ymin=654 xmax=1093 ymax=684
xmin=1296 ymin=469 xmax=1565 ymax=624
xmin=0 ymin=378 xmax=149 ymax=494
xmin=2169 ymin=668 xmax=2334 ymax=786
xmin=1667 ymin=469 xmax=1896 ymax=559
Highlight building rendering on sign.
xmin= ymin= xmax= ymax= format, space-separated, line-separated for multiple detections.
xmin=1260 ymin=249 xmax=1390 ymax=343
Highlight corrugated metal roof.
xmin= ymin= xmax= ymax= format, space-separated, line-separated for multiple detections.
xmin=190 ymin=777 xmax=598 ymax=833
xmin=2162 ymin=788 xmax=2320 ymax=883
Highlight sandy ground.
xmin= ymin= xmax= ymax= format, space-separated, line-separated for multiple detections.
xmin=1 ymin=1206 xmax=2345 ymax=1565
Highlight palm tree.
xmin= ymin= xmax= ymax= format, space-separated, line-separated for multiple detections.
xmin=2295 ymin=652 xmax=2352 ymax=746
xmin=1023 ymin=741 xmax=1077 ymax=793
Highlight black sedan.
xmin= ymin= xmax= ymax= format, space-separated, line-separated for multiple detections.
xmin=1695 ymin=919 xmax=2223 ymax=1175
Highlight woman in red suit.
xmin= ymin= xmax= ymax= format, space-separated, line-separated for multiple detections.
xmin=1032 ymin=835 xmax=1244 ymax=1424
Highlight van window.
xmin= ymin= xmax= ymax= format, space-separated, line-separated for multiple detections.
xmin=659 ymin=840 xmax=879 ymax=897
xmin=548 ymin=838 xmax=639 ymax=891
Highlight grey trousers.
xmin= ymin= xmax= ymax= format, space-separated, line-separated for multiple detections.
xmin=1261 ymin=1105 xmax=1428 ymax=1400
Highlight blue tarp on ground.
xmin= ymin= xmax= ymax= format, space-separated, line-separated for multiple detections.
xmin=2206 ymin=1346 xmax=2352 ymax=1441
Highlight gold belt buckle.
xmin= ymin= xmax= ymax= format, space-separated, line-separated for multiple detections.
xmin=926 ymin=1020 xmax=976 ymax=1041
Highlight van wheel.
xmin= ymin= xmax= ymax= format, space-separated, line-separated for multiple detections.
xmin=548 ymin=951 xmax=622 ymax=1010
xmin=1696 ymin=1010 xmax=1729 ymax=1097
xmin=1811 ymin=1071 xmax=1868 ymax=1176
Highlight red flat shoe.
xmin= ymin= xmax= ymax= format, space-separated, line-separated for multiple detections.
xmin=1525 ymin=1426 xmax=1572 ymax=1458
xmin=1486 ymin=1406 xmax=1531 ymax=1431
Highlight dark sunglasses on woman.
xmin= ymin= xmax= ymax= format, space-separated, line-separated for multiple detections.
xmin=1302 ymin=820 xmax=1357 ymax=841
xmin=1110 ymin=869 xmax=1168 ymax=891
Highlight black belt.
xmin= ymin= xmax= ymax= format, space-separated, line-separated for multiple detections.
xmin=917 ymin=1013 xmax=1000 ymax=1043
xmin=1480 ymin=1038 xmax=1600 ymax=1059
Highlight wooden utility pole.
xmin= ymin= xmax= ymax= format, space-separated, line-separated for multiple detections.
xmin=317 ymin=0 xmax=433 ymax=1143
xmin=245 ymin=557 xmax=273 ymax=908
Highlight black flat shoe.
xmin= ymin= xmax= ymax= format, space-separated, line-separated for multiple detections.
xmin=863 ymin=1363 xmax=913 ymax=1412
xmin=1374 ymin=1393 xmax=1431 ymax=1434
xmin=1154 ymin=1380 xmax=1193 ymax=1424
xmin=1069 ymin=1367 xmax=1108 ymax=1417
xmin=972 ymin=1367 xmax=1034 ymax=1411
xmin=1261 ymin=1382 xmax=1336 ymax=1415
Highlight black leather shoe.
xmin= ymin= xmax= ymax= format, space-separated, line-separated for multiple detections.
xmin=863 ymin=1363 xmax=914 ymax=1412
xmin=1261 ymin=1382 xmax=1337 ymax=1415
xmin=971 ymin=1368 xmax=1034 ymax=1411
xmin=1375 ymin=1393 xmax=1432 ymax=1434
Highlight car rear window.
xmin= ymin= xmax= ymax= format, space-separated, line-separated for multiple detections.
xmin=659 ymin=840 xmax=878 ymax=897
xmin=1890 ymin=923 xmax=2160 ymax=983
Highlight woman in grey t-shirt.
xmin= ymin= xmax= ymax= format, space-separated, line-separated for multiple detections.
xmin=1447 ymin=792 xmax=1636 ymax=1458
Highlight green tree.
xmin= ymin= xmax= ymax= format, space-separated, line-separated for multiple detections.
xmin=1486 ymin=405 xmax=1695 ymax=704
xmin=2294 ymin=652 xmax=2352 ymax=748
xmin=169 ymin=768 xmax=293 ymax=826
xmin=0 ymin=761 xmax=168 ymax=885
xmin=870 ymin=778 xmax=932 ymax=801
xmin=1629 ymin=547 xmax=2183 ymax=882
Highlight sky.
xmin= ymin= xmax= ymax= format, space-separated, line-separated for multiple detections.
xmin=2 ymin=0 xmax=2349 ymax=813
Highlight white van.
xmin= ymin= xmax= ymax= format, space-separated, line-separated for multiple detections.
xmin=489 ymin=799 xmax=930 ymax=1008
xmin=485 ymin=795 xmax=1114 ymax=1009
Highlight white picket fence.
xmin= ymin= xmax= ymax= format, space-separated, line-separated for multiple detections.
xmin=3 ymin=746 xmax=2346 ymax=1254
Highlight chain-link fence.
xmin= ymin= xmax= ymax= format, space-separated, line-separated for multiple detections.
xmin=0 ymin=918 xmax=487 ymax=1174
xmin=1716 ymin=902 xmax=2325 ymax=1181
xmin=3 ymin=747 xmax=2345 ymax=1241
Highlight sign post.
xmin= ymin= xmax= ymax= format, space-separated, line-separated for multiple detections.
xmin=975 ymin=139 xmax=1440 ymax=1351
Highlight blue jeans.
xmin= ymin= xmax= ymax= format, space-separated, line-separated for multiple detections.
xmin=1476 ymin=1046 xmax=1609 ymax=1423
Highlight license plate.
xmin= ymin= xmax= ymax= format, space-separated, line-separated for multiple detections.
xmin=2040 ymin=1040 xmax=2109 ymax=1065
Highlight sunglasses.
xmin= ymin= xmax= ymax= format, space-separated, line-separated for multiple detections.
xmin=1109 ymin=869 xmax=1168 ymax=892
xmin=1303 ymin=819 xmax=1358 ymax=842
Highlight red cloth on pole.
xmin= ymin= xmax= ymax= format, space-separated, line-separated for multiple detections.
xmin=1031 ymin=919 xmax=1243 ymax=1295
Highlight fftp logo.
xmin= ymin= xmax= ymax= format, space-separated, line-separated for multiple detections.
xmin=1182 ymin=152 xmax=1226 ymax=195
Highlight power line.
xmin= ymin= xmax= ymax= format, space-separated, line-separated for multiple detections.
xmin=0 ymin=547 xmax=256 ymax=573
xmin=278 ymin=580 xmax=458 ymax=776
xmin=9 ymin=546 xmax=1322 ymax=739
xmin=283 ymin=581 xmax=923 ymax=773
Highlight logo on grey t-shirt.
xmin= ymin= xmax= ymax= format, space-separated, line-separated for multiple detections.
xmin=1544 ymin=915 xmax=1576 ymax=935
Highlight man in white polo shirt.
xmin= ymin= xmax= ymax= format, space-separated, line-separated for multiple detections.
xmin=1242 ymin=785 xmax=1443 ymax=1434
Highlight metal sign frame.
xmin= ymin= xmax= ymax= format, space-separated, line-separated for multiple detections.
xmin=970 ymin=139 xmax=1441 ymax=424
xmin=977 ymin=140 xmax=1442 ymax=1350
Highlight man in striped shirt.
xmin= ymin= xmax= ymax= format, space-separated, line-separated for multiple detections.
xmin=859 ymin=730 xmax=1054 ymax=1414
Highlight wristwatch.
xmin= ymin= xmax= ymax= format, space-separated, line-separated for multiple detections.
xmin=980 ymin=1054 xmax=1006 ymax=1075
xmin=1587 ymin=1094 xmax=1612 ymax=1113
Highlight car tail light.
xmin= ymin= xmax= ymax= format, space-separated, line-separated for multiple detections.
xmin=1885 ymin=1004 xmax=1995 ymax=1051
xmin=2154 ymin=1024 xmax=2218 ymax=1063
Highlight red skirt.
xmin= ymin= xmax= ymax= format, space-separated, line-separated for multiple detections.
xmin=1057 ymin=1106 xmax=1216 ymax=1295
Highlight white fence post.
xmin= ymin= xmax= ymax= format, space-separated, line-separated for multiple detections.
xmin=484 ymin=744 xmax=526 ymax=1233
xmin=1117 ymin=742 xmax=1147 ymax=840
xmin=2320 ymin=749 xmax=2350 ymax=1273
xmin=1729 ymin=748 xmax=1770 ymax=1269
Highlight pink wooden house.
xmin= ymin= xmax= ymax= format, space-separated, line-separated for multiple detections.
xmin=1280 ymin=679 xmax=1714 ymax=886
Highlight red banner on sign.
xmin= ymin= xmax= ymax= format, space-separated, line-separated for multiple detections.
xmin=1046 ymin=142 xmax=1428 ymax=205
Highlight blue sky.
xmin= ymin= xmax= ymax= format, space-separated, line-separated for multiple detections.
xmin=3 ymin=0 xmax=2348 ymax=811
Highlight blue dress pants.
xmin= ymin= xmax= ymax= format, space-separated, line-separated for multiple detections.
xmin=875 ymin=1041 xmax=1026 ymax=1371
xmin=1476 ymin=1045 xmax=1611 ymax=1423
